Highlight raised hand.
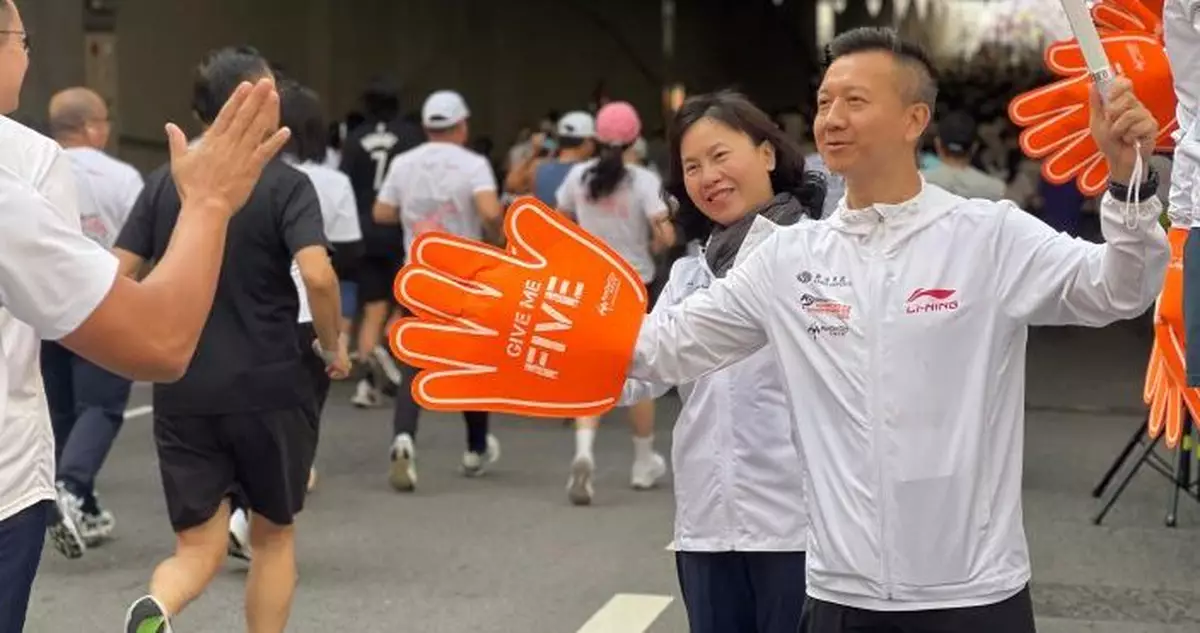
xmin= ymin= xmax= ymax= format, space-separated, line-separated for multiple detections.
xmin=388 ymin=197 xmax=649 ymax=418
xmin=1087 ymin=77 xmax=1158 ymax=184
xmin=166 ymin=78 xmax=292 ymax=217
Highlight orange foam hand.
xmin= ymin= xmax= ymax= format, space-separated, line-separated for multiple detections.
xmin=1144 ymin=229 xmax=1194 ymax=449
xmin=1008 ymin=32 xmax=1176 ymax=196
xmin=388 ymin=197 xmax=649 ymax=418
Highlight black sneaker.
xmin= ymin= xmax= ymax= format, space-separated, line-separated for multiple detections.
xmin=124 ymin=595 xmax=172 ymax=633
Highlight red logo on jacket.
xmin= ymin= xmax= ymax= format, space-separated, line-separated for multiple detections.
xmin=905 ymin=288 xmax=958 ymax=314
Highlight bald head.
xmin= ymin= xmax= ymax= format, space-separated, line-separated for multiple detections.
xmin=49 ymin=87 xmax=110 ymax=147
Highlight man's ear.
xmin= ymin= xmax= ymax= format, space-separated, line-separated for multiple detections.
xmin=905 ymin=103 xmax=932 ymax=145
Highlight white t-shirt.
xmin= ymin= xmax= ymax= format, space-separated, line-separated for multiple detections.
xmin=555 ymin=160 xmax=668 ymax=283
xmin=377 ymin=142 xmax=497 ymax=262
xmin=65 ymin=146 xmax=144 ymax=249
xmin=0 ymin=119 xmax=119 ymax=522
xmin=289 ymin=159 xmax=362 ymax=324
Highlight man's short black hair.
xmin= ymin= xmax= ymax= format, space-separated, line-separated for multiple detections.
xmin=823 ymin=27 xmax=939 ymax=108
xmin=191 ymin=46 xmax=272 ymax=125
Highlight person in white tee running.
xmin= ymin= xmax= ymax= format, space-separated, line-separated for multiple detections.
xmin=373 ymin=90 xmax=504 ymax=490
xmin=555 ymin=101 xmax=676 ymax=504
xmin=40 ymin=86 xmax=144 ymax=557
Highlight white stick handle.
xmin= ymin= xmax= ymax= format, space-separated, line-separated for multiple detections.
xmin=1059 ymin=0 xmax=1114 ymax=97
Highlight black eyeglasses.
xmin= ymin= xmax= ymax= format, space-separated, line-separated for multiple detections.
xmin=0 ymin=30 xmax=29 ymax=52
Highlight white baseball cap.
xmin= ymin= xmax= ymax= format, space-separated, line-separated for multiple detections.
xmin=422 ymin=90 xmax=470 ymax=129
xmin=557 ymin=111 xmax=595 ymax=139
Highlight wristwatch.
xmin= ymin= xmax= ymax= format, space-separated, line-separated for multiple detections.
xmin=1108 ymin=167 xmax=1159 ymax=203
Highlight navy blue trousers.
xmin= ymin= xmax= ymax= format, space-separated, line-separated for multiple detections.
xmin=0 ymin=502 xmax=50 ymax=633
xmin=675 ymin=551 xmax=808 ymax=633
xmin=41 ymin=340 xmax=131 ymax=508
xmin=1184 ymin=228 xmax=1200 ymax=386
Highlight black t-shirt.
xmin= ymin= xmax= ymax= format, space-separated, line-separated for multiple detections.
xmin=115 ymin=160 xmax=327 ymax=416
xmin=340 ymin=118 xmax=425 ymax=257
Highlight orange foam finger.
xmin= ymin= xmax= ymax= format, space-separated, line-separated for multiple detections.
xmin=409 ymin=231 xmax=518 ymax=281
xmin=1045 ymin=42 xmax=1088 ymax=75
xmin=394 ymin=264 xmax=499 ymax=325
xmin=1165 ymin=388 xmax=1184 ymax=448
xmin=506 ymin=198 xmax=649 ymax=307
xmin=1076 ymin=156 xmax=1112 ymax=196
xmin=1092 ymin=0 xmax=1161 ymax=33
xmin=1009 ymin=75 xmax=1089 ymax=129
xmin=389 ymin=317 xmax=497 ymax=372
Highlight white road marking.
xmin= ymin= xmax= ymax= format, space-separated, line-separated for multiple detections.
xmin=575 ymin=593 xmax=673 ymax=633
xmin=123 ymin=405 xmax=153 ymax=420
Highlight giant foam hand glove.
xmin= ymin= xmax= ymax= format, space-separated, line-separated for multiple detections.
xmin=388 ymin=197 xmax=649 ymax=418
xmin=1009 ymin=32 xmax=1176 ymax=196
xmin=1144 ymin=229 xmax=1194 ymax=449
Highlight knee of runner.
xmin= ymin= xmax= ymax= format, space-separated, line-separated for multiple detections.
xmin=248 ymin=515 xmax=296 ymax=550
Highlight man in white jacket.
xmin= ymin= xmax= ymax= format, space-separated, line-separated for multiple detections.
xmin=630 ymin=27 xmax=1169 ymax=632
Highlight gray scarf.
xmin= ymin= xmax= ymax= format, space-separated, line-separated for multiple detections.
xmin=704 ymin=192 xmax=807 ymax=278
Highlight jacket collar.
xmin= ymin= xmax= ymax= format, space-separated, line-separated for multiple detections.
xmin=826 ymin=179 xmax=963 ymax=254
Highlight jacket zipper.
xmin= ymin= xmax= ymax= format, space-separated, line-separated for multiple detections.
xmin=870 ymin=240 xmax=894 ymax=601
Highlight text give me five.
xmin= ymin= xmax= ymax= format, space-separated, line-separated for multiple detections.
xmin=505 ymin=276 xmax=583 ymax=380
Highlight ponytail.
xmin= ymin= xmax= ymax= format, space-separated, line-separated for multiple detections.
xmin=585 ymin=143 xmax=630 ymax=202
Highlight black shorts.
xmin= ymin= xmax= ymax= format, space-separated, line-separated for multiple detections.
xmin=358 ymin=253 xmax=403 ymax=305
xmin=154 ymin=407 xmax=318 ymax=532
xmin=806 ymin=585 xmax=1035 ymax=633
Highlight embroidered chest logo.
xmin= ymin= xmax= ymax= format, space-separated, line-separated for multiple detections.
xmin=905 ymin=288 xmax=959 ymax=314
xmin=800 ymin=293 xmax=852 ymax=321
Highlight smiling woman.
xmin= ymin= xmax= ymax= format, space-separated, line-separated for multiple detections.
xmin=664 ymin=90 xmax=825 ymax=253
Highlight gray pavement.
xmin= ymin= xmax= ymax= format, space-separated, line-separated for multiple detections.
xmin=25 ymin=321 xmax=1200 ymax=632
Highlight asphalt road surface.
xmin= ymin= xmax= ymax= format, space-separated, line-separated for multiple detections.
xmin=25 ymin=322 xmax=1200 ymax=632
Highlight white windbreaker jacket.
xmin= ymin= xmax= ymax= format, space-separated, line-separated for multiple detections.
xmin=622 ymin=216 xmax=808 ymax=553
xmin=629 ymin=182 xmax=1169 ymax=611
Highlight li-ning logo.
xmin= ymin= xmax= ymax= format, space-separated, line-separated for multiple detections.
xmin=905 ymin=288 xmax=958 ymax=314
xmin=800 ymin=293 xmax=852 ymax=321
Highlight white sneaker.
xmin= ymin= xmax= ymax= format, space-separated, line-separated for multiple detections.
xmin=372 ymin=345 xmax=403 ymax=386
xmin=351 ymin=379 xmax=381 ymax=408
xmin=227 ymin=508 xmax=251 ymax=562
xmin=389 ymin=434 xmax=418 ymax=492
xmin=462 ymin=434 xmax=501 ymax=477
xmin=631 ymin=452 xmax=667 ymax=490
xmin=47 ymin=483 xmax=87 ymax=559
xmin=566 ymin=454 xmax=595 ymax=506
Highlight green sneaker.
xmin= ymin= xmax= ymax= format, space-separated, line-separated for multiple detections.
xmin=124 ymin=596 xmax=172 ymax=633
